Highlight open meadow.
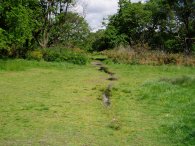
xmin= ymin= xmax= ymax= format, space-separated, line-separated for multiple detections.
xmin=1 ymin=0 xmax=195 ymax=145
xmin=0 ymin=59 xmax=195 ymax=146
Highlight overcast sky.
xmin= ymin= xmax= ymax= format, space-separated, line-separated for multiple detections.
xmin=75 ymin=0 xmax=143 ymax=31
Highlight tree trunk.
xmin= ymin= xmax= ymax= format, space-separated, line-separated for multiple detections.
xmin=38 ymin=29 xmax=49 ymax=48
xmin=185 ymin=38 xmax=193 ymax=55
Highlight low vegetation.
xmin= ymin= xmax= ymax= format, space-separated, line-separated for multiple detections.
xmin=102 ymin=46 xmax=195 ymax=66
xmin=0 ymin=59 xmax=195 ymax=145
xmin=108 ymin=63 xmax=195 ymax=145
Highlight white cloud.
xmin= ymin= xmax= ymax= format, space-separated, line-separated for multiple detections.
xmin=76 ymin=0 xmax=144 ymax=31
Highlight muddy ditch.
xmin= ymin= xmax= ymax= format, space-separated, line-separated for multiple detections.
xmin=92 ymin=61 xmax=117 ymax=107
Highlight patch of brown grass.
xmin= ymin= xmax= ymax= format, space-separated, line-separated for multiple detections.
xmin=102 ymin=46 xmax=195 ymax=66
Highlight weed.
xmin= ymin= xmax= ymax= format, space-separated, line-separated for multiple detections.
xmin=107 ymin=118 xmax=121 ymax=131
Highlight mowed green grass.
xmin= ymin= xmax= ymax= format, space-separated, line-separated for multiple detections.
xmin=0 ymin=59 xmax=195 ymax=146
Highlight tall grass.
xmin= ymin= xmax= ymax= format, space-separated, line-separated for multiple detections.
xmin=102 ymin=46 xmax=195 ymax=66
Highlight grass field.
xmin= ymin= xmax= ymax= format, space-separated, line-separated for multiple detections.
xmin=0 ymin=59 xmax=195 ymax=146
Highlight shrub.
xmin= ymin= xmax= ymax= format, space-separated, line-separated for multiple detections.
xmin=42 ymin=49 xmax=89 ymax=65
xmin=0 ymin=49 xmax=10 ymax=59
xmin=0 ymin=28 xmax=8 ymax=50
xmin=165 ymin=39 xmax=181 ymax=53
xmin=66 ymin=53 xmax=89 ymax=65
xmin=27 ymin=50 xmax=43 ymax=61
xmin=42 ymin=51 xmax=61 ymax=62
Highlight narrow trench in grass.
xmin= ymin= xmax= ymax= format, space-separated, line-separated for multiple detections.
xmin=92 ymin=60 xmax=118 ymax=107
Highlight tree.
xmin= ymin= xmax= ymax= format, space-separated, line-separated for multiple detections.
xmin=101 ymin=0 xmax=195 ymax=54
xmin=0 ymin=0 xmax=35 ymax=57
xmin=165 ymin=0 xmax=195 ymax=54
xmin=104 ymin=0 xmax=151 ymax=48
xmin=0 ymin=0 xmax=90 ymax=58
xmin=49 ymin=12 xmax=90 ymax=49
xmin=144 ymin=0 xmax=170 ymax=50
xmin=33 ymin=0 xmax=75 ymax=48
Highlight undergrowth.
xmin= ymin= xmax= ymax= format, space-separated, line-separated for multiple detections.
xmin=102 ymin=47 xmax=195 ymax=66
xmin=1 ymin=47 xmax=90 ymax=65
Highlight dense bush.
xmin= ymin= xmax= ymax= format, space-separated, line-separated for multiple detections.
xmin=0 ymin=29 xmax=8 ymax=50
xmin=42 ymin=49 xmax=89 ymax=65
xmin=164 ymin=39 xmax=182 ymax=53
xmin=1 ymin=46 xmax=89 ymax=65
xmin=27 ymin=50 xmax=43 ymax=61
xmin=42 ymin=51 xmax=61 ymax=62
xmin=0 ymin=49 xmax=10 ymax=59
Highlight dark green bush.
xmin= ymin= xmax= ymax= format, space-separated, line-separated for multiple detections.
xmin=0 ymin=49 xmax=10 ymax=59
xmin=165 ymin=39 xmax=181 ymax=53
xmin=42 ymin=49 xmax=89 ymax=65
xmin=192 ymin=44 xmax=195 ymax=52
xmin=43 ymin=51 xmax=61 ymax=62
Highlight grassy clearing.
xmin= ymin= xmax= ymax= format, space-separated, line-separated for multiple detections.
xmin=0 ymin=59 xmax=195 ymax=145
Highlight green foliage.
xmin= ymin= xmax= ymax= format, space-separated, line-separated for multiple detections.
xmin=0 ymin=1 xmax=36 ymax=58
xmin=6 ymin=5 xmax=33 ymax=47
xmin=102 ymin=0 xmax=195 ymax=54
xmin=0 ymin=28 xmax=8 ymax=50
xmin=165 ymin=39 xmax=182 ymax=52
xmin=43 ymin=51 xmax=61 ymax=62
xmin=66 ymin=53 xmax=89 ymax=65
xmin=104 ymin=1 xmax=152 ymax=47
xmin=91 ymin=26 xmax=128 ymax=51
xmin=42 ymin=49 xmax=89 ymax=65
xmin=0 ymin=0 xmax=90 ymax=59
xmin=0 ymin=28 xmax=12 ymax=58
xmin=91 ymin=30 xmax=108 ymax=51
xmin=49 ymin=12 xmax=90 ymax=49
xmin=27 ymin=50 xmax=43 ymax=61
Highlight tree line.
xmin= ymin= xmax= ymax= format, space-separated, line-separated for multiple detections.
xmin=94 ymin=0 xmax=195 ymax=54
xmin=0 ymin=0 xmax=195 ymax=59
xmin=0 ymin=0 xmax=89 ymax=58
